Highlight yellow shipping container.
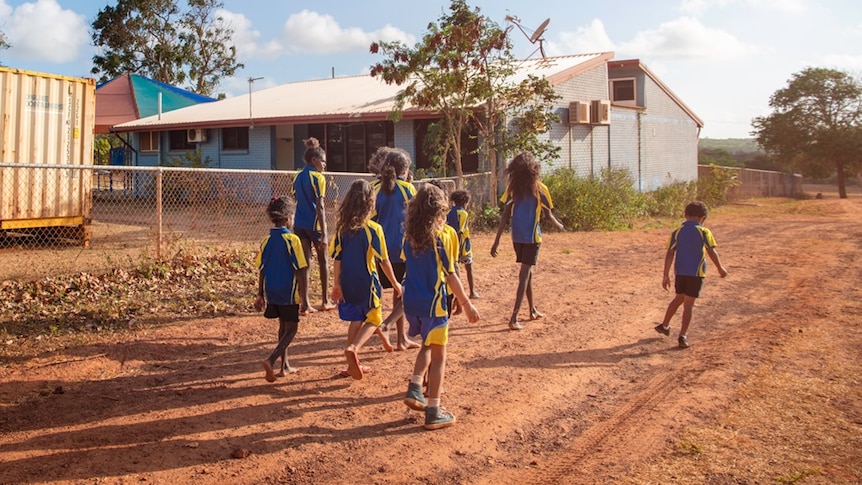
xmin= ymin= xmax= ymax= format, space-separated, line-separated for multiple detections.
xmin=0 ymin=67 xmax=96 ymax=245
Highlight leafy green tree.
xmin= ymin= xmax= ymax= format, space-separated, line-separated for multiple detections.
xmin=370 ymin=0 xmax=560 ymax=193
xmin=90 ymin=0 xmax=242 ymax=96
xmin=698 ymin=147 xmax=742 ymax=167
xmin=0 ymin=28 xmax=10 ymax=65
xmin=752 ymin=67 xmax=862 ymax=198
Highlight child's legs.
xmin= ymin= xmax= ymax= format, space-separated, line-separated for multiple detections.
xmin=394 ymin=291 xmax=416 ymax=348
xmin=511 ymin=263 xmax=533 ymax=321
xmin=662 ymin=293 xmax=685 ymax=326
xmin=346 ymin=320 xmax=363 ymax=346
xmin=679 ymin=296 xmax=696 ymax=336
xmin=465 ymin=262 xmax=477 ymax=296
xmin=350 ymin=322 xmax=379 ymax=352
xmin=411 ymin=345 xmax=432 ymax=382
xmin=299 ymin=236 xmax=314 ymax=308
xmin=312 ymin=240 xmax=331 ymax=304
xmin=425 ymin=344 xmax=447 ymax=400
xmin=269 ymin=319 xmax=298 ymax=364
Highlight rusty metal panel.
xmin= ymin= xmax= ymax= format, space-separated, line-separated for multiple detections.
xmin=0 ymin=67 xmax=95 ymax=224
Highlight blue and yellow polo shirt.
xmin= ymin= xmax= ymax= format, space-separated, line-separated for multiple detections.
xmin=329 ymin=221 xmax=389 ymax=309
xmin=293 ymin=166 xmax=326 ymax=232
xmin=254 ymin=227 xmax=308 ymax=305
xmin=500 ymin=182 xmax=554 ymax=244
xmin=668 ymin=221 xmax=717 ymax=277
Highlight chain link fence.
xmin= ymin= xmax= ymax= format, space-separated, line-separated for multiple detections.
xmin=1 ymin=164 xmax=493 ymax=281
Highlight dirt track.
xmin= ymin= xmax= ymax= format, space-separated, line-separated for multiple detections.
xmin=1 ymin=188 xmax=860 ymax=484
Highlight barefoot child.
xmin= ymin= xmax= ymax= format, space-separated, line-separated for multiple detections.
xmin=254 ymin=197 xmax=308 ymax=382
xmin=446 ymin=189 xmax=479 ymax=299
xmin=655 ymin=201 xmax=728 ymax=348
xmin=330 ymin=180 xmax=402 ymax=380
xmin=293 ymin=137 xmax=336 ymax=314
xmin=401 ymin=184 xmax=479 ymax=430
xmin=371 ymin=148 xmax=418 ymax=350
xmin=490 ymin=151 xmax=564 ymax=330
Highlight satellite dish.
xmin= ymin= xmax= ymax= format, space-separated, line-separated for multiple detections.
xmin=530 ymin=18 xmax=550 ymax=43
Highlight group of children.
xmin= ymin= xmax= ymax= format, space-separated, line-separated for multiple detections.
xmin=254 ymin=138 xmax=728 ymax=430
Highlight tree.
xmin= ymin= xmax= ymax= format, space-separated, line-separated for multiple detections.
xmin=752 ymin=67 xmax=862 ymax=198
xmin=370 ymin=0 xmax=560 ymax=193
xmin=0 ymin=28 xmax=10 ymax=65
xmin=90 ymin=0 xmax=242 ymax=96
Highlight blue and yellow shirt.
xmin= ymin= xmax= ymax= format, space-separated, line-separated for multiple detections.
xmin=500 ymin=182 xmax=554 ymax=244
xmin=329 ymin=221 xmax=389 ymax=309
xmin=254 ymin=227 xmax=308 ymax=305
xmin=446 ymin=205 xmax=472 ymax=258
xmin=372 ymin=178 xmax=416 ymax=261
xmin=293 ymin=166 xmax=326 ymax=231
xmin=668 ymin=221 xmax=717 ymax=277
xmin=400 ymin=229 xmax=457 ymax=318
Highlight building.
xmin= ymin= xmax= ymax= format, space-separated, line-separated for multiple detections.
xmin=110 ymin=52 xmax=703 ymax=191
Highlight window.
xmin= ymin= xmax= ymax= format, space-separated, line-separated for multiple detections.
xmin=222 ymin=127 xmax=249 ymax=151
xmin=307 ymin=121 xmax=394 ymax=172
xmin=168 ymin=130 xmax=195 ymax=151
xmin=610 ymin=78 xmax=637 ymax=106
xmin=140 ymin=131 xmax=159 ymax=152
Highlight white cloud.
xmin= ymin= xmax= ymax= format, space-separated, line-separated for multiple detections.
xmin=680 ymin=0 xmax=807 ymax=15
xmin=218 ymin=9 xmax=283 ymax=60
xmin=280 ymin=10 xmax=414 ymax=55
xmin=821 ymin=54 xmax=862 ymax=72
xmin=547 ymin=18 xmax=615 ymax=56
xmin=618 ymin=16 xmax=757 ymax=60
xmin=4 ymin=0 xmax=88 ymax=63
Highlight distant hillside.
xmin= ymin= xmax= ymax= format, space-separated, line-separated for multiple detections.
xmin=700 ymin=138 xmax=762 ymax=153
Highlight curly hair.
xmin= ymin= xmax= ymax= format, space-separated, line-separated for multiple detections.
xmin=335 ymin=179 xmax=375 ymax=236
xmin=505 ymin=151 xmax=541 ymax=199
xmin=685 ymin=201 xmax=709 ymax=218
xmin=303 ymin=137 xmax=326 ymax=165
xmin=449 ymin=189 xmax=470 ymax=206
xmin=404 ymin=184 xmax=448 ymax=253
xmin=367 ymin=146 xmax=392 ymax=176
xmin=380 ymin=148 xmax=411 ymax=195
xmin=267 ymin=196 xmax=296 ymax=227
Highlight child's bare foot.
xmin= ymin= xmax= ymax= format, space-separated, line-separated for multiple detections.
xmin=321 ymin=301 xmax=336 ymax=311
xmin=470 ymin=292 xmax=480 ymax=299
xmin=508 ymin=319 xmax=524 ymax=331
xmin=375 ymin=327 xmax=393 ymax=352
xmin=530 ymin=307 xmax=544 ymax=320
xmin=396 ymin=338 xmax=421 ymax=351
xmin=344 ymin=348 xmax=362 ymax=380
xmin=262 ymin=360 xmax=276 ymax=382
xmin=299 ymin=305 xmax=317 ymax=316
xmin=276 ymin=366 xmax=299 ymax=377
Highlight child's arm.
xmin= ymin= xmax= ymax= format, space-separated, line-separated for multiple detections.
xmin=490 ymin=202 xmax=512 ymax=257
xmin=662 ymin=248 xmax=675 ymax=291
xmin=297 ymin=267 xmax=309 ymax=303
xmin=330 ymin=260 xmax=342 ymax=301
xmin=316 ymin=196 xmax=328 ymax=243
xmin=379 ymin=259 xmax=403 ymax=298
xmin=254 ymin=270 xmax=265 ymax=311
xmin=706 ymin=246 xmax=728 ymax=277
xmin=543 ymin=207 xmax=565 ymax=231
xmin=445 ymin=272 xmax=479 ymax=323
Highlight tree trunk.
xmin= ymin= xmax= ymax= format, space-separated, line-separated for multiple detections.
xmin=836 ymin=161 xmax=847 ymax=198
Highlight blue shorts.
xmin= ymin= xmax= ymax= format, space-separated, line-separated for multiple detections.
xmin=406 ymin=314 xmax=449 ymax=346
xmin=338 ymin=301 xmax=382 ymax=325
xmin=294 ymin=227 xmax=323 ymax=244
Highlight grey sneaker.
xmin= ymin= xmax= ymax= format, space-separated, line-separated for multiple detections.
xmin=678 ymin=335 xmax=690 ymax=348
xmin=654 ymin=324 xmax=670 ymax=336
xmin=404 ymin=382 xmax=427 ymax=411
xmin=424 ymin=406 xmax=456 ymax=430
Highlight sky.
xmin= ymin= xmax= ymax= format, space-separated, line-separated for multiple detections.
xmin=1 ymin=0 xmax=860 ymax=139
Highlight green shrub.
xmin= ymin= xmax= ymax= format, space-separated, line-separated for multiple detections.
xmin=697 ymin=164 xmax=740 ymax=208
xmin=471 ymin=204 xmax=501 ymax=231
xmin=644 ymin=181 xmax=697 ymax=217
xmin=544 ymin=168 xmax=645 ymax=231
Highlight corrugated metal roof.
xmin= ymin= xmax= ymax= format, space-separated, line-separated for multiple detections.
xmin=111 ymin=53 xmax=615 ymax=132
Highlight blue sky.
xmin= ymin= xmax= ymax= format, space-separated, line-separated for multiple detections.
xmin=1 ymin=0 xmax=860 ymax=138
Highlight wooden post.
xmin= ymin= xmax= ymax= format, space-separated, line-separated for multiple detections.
xmin=156 ymin=168 xmax=163 ymax=260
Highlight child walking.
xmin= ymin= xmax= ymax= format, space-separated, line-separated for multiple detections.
xmin=330 ymin=180 xmax=402 ymax=380
xmin=446 ymin=189 xmax=479 ymax=299
xmin=401 ymin=184 xmax=479 ymax=430
xmin=655 ymin=201 xmax=728 ymax=348
xmin=490 ymin=151 xmax=564 ymax=330
xmin=293 ymin=137 xmax=336 ymax=315
xmin=254 ymin=197 xmax=308 ymax=382
xmin=371 ymin=148 xmax=418 ymax=350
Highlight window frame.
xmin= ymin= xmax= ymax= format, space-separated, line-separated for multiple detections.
xmin=609 ymin=78 xmax=638 ymax=107
xmin=139 ymin=131 xmax=159 ymax=152
xmin=221 ymin=126 xmax=250 ymax=152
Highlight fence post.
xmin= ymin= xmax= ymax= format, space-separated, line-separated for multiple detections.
xmin=156 ymin=168 xmax=163 ymax=260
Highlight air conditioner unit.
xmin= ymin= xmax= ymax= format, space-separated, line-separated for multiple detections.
xmin=568 ymin=101 xmax=590 ymax=125
xmin=187 ymin=128 xmax=207 ymax=143
xmin=590 ymin=100 xmax=610 ymax=125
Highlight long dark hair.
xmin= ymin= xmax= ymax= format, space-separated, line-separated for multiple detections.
xmin=505 ymin=151 xmax=541 ymax=199
xmin=380 ymin=148 xmax=411 ymax=195
xmin=404 ymin=184 xmax=448 ymax=253
xmin=336 ymin=179 xmax=375 ymax=236
xmin=303 ymin=137 xmax=325 ymax=165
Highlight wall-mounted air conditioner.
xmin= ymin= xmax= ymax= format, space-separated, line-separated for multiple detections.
xmin=187 ymin=128 xmax=208 ymax=143
xmin=568 ymin=101 xmax=590 ymax=125
xmin=590 ymin=100 xmax=610 ymax=125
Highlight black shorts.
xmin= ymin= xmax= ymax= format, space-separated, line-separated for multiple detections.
xmin=264 ymin=303 xmax=300 ymax=321
xmin=294 ymin=227 xmax=323 ymax=244
xmin=674 ymin=275 xmax=704 ymax=298
xmin=379 ymin=261 xmax=406 ymax=289
xmin=513 ymin=242 xmax=540 ymax=266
